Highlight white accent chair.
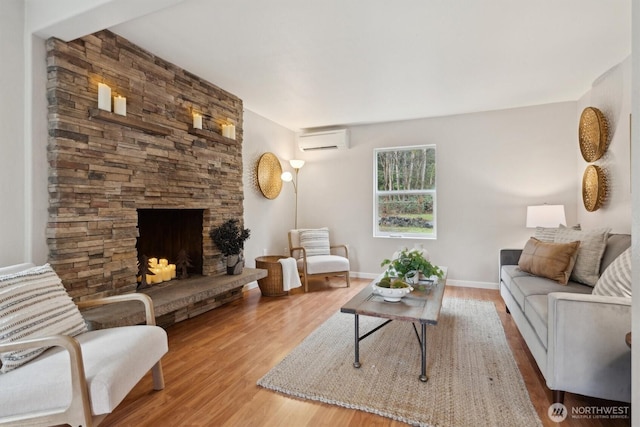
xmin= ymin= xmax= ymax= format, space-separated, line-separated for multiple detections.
xmin=288 ymin=228 xmax=350 ymax=292
xmin=0 ymin=263 xmax=168 ymax=427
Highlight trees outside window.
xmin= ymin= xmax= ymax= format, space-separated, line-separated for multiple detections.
xmin=374 ymin=145 xmax=436 ymax=239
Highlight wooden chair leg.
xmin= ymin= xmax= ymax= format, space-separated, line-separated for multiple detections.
xmin=152 ymin=361 xmax=165 ymax=390
xmin=553 ymin=390 xmax=565 ymax=404
xmin=346 ymin=272 xmax=350 ymax=287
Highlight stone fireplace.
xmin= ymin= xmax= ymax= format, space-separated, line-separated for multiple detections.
xmin=46 ymin=30 xmax=244 ymax=301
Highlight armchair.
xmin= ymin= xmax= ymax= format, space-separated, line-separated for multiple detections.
xmin=0 ymin=263 xmax=168 ymax=427
xmin=288 ymin=228 xmax=350 ymax=292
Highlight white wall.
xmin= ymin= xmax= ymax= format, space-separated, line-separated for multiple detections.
xmin=293 ymin=102 xmax=578 ymax=285
xmin=242 ymin=110 xmax=297 ymax=270
xmin=576 ymin=57 xmax=632 ymax=232
xmin=0 ymin=0 xmax=27 ymax=266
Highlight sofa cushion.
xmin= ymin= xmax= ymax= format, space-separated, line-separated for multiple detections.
xmin=0 ymin=264 xmax=87 ymax=373
xmin=523 ymin=295 xmax=549 ymax=350
xmin=554 ymin=227 xmax=610 ymax=286
xmin=593 ymin=247 xmax=632 ymax=298
xmin=518 ymin=238 xmax=580 ymax=285
xmin=508 ymin=275 xmax=593 ymax=310
xmin=299 ymin=228 xmax=330 ymax=256
xmin=500 ymin=265 xmax=532 ymax=294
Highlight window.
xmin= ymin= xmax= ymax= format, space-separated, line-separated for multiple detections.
xmin=374 ymin=145 xmax=437 ymax=239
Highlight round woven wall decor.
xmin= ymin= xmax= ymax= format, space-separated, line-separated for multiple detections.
xmin=578 ymin=107 xmax=609 ymax=162
xmin=582 ymin=165 xmax=607 ymax=212
xmin=257 ymin=152 xmax=283 ymax=199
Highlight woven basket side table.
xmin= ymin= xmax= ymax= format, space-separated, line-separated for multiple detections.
xmin=255 ymin=255 xmax=288 ymax=296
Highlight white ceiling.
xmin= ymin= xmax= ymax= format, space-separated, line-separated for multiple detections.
xmin=50 ymin=0 xmax=635 ymax=131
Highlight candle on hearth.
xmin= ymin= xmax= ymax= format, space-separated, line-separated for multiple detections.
xmin=162 ymin=266 xmax=172 ymax=281
xmin=169 ymin=264 xmax=176 ymax=279
xmin=159 ymin=258 xmax=168 ymax=267
xmin=114 ymin=96 xmax=126 ymax=116
xmin=193 ymin=113 xmax=203 ymax=129
xmin=98 ymin=83 xmax=111 ymax=111
xmin=149 ymin=257 xmax=158 ymax=267
xmin=153 ymin=267 xmax=164 ymax=283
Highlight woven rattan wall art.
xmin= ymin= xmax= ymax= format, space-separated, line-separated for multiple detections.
xmin=579 ymin=107 xmax=609 ymax=162
xmin=582 ymin=164 xmax=608 ymax=212
xmin=256 ymin=152 xmax=283 ymax=199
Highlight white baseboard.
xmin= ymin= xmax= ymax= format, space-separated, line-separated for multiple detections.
xmin=350 ymin=272 xmax=499 ymax=290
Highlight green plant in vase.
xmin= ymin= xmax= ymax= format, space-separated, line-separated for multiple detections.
xmin=380 ymin=248 xmax=443 ymax=289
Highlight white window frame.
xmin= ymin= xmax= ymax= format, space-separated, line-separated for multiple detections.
xmin=373 ymin=145 xmax=437 ymax=239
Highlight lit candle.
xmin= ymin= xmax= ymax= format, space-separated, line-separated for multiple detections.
xmin=98 ymin=83 xmax=111 ymax=111
xmin=169 ymin=264 xmax=176 ymax=279
xmin=149 ymin=257 xmax=158 ymax=267
xmin=193 ymin=113 xmax=203 ymax=129
xmin=153 ymin=267 xmax=164 ymax=283
xmin=114 ymin=96 xmax=126 ymax=116
xmin=159 ymin=258 xmax=168 ymax=267
xmin=222 ymin=123 xmax=236 ymax=139
xmin=162 ymin=266 xmax=172 ymax=281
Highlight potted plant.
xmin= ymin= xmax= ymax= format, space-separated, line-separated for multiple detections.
xmin=210 ymin=219 xmax=251 ymax=275
xmin=380 ymin=247 xmax=443 ymax=286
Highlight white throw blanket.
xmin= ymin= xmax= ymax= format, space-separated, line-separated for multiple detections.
xmin=278 ymin=257 xmax=302 ymax=291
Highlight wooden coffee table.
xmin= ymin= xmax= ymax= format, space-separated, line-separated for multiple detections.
xmin=340 ymin=267 xmax=447 ymax=382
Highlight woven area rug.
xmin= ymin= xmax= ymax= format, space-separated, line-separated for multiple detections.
xmin=258 ymin=298 xmax=542 ymax=427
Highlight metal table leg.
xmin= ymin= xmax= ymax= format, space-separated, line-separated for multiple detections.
xmin=353 ymin=314 xmax=361 ymax=368
xmin=420 ymin=323 xmax=428 ymax=382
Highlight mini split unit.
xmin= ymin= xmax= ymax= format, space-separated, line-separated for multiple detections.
xmin=297 ymin=129 xmax=350 ymax=151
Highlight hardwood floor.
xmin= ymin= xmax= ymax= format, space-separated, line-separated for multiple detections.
xmin=102 ymin=278 xmax=630 ymax=426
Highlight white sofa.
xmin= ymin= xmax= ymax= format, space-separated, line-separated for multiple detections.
xmin=499 ymin=233 xmax=631 ymax=404
xmin=0 ymin=263 xmax=168 ymax=427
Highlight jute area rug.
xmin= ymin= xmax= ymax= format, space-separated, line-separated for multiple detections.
xmin=258 ymin=298 xmax=542 ymax=427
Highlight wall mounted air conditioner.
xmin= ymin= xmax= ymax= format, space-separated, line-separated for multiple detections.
xmin=297 ymin=129 xmax=350 ymax=151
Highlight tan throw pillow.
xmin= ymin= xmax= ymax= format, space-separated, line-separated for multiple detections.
xmin=553 ymin=227 xmax=610 ymax=286
xmin=518 ymin=238 xmax=580 ymax=285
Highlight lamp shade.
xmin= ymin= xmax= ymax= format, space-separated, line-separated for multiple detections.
xmin=289 ymin=159 xmax=305 ymax=169
xmin=281 ymin=171 xmax=293 ymax=182
xmin=526 ymin=205 xmax=566 ymax=228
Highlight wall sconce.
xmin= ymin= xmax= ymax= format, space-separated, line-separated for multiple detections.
xmin=525 ymin=204 xmax=566 ymax=228
xmin=98 ymin=83 xmax=111 ymax=111
xmin=114 ymin=95 xmax=127 ymax=116
xmin=193 ymin=113 xmax=203 ymax=129
xmin=222 ymin=119 xmax=236 ymax=140
xmin=281 ymin=160 xmax=305 ymax=229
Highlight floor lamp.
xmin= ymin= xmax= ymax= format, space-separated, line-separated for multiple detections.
xmin=281 ymin=160 xmax=305 ymax=229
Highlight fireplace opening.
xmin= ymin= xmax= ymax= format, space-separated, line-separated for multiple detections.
xmin=137 ymin=209 xmax=204 ymax=276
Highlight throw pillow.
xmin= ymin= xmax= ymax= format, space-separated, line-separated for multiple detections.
xmin=553 ymin=227 xmax=610 ymax=286
xmin=0 ymin=264 xmax=87 ymax=373
xmin=518 ymin=238 xmax=580 ymax=285
xmin=593 ymin=247 xmax=632 ymax=297
xmin=534 ymin=224 xmax=581 ymax=242
xmin=299 ymin=228 xmax=331 ymax=257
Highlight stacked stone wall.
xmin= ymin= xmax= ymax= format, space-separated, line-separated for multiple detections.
xmin=46 ymin=30 xmax=243 ymax=299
